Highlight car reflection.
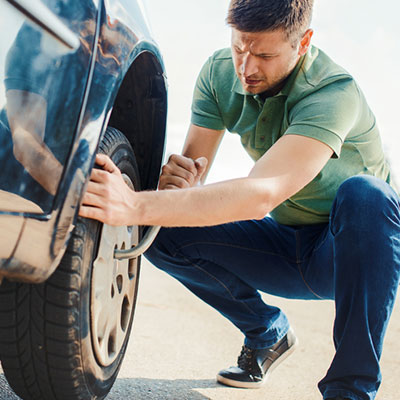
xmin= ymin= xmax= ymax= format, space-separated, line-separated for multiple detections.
xmin=6 ymin=89 xmax=62 ymax=196
xmin=0 ymin=3 xmax=95 ymax=212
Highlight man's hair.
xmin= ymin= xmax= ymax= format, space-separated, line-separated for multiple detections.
xmin=227 ymin=0 xmax=314 ymax=40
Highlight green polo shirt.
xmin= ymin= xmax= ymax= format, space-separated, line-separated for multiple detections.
xmin=191 ymin=45 xmax=392 ymax=225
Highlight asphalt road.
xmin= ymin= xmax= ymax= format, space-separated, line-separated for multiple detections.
xmin=1 ymin=258 xmax=399 ymax=399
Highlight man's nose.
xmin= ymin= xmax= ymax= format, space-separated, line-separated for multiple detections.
xmin=241 ymin=54 xmax=259 ymax=77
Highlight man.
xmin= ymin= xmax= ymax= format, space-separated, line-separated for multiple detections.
xmin=79 ymin=0 xmax=400 ymax=399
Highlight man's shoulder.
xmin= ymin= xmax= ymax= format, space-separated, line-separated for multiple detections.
xmin=288 ymin=46 xmax=358 ymax=104
xmin=300 ymin=46 xmax=354 ymax=90
xmin=206 ymin=48 xmax=235 ymax=79
xmin=198 ymin=48 xmax=237 ymax=94
xmin=210 ymin=48 xmax=233 ymax=62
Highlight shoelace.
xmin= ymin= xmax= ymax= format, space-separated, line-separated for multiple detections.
xmin=237 ymin=345 xmax=255 ymax=372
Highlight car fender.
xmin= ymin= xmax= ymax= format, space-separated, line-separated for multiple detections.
xmin=49 ymin=1 xmax=167 ymax=274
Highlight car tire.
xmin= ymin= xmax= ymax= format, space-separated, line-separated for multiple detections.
xmin=0 ymin=127 xmax=141 ymax=400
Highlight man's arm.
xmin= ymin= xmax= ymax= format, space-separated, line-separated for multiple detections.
xmin=181 ymin=124 xmax=225 ymax=184
xmin=79 ymin=133 xmax=333 ymax=227
xmin=6 ymin=90 xmax=62 ymax=195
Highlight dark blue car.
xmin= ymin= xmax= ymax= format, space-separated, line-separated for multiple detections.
xmin=0 ymin=0 xmax=167 ymax=398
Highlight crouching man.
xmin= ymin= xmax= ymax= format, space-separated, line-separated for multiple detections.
xmin=80 ymin=1 xmax=400 ymax=399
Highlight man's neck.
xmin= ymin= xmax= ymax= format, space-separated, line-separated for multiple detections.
xmin=258 ymin=76 xmax=289 ymax=100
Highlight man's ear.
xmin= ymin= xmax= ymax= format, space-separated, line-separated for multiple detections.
xmin=298 ymin=29 xmax=313 ymax=56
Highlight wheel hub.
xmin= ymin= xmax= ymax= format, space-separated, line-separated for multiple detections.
xmin=90 ymin=174 xmax=139 ymax=366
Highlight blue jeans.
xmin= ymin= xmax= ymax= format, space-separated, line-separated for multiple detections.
xmin=145 ymin=175 xmax=400 ymax=400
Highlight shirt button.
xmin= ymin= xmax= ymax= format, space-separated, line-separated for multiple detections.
xmin=262 ymin=117 xmax=267 ymax=122
xmin=260 ymin=136 xmax=265 ymax=141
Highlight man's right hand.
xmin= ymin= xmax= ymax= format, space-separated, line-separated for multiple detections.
xmin=158 ymin=154 xmax=208 ymax=190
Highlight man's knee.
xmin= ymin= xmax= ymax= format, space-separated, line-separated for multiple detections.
xmin=338 ymin=175 xmax=396 ymax=203
xmin=332 ymin=175 xmax=400 ymax=229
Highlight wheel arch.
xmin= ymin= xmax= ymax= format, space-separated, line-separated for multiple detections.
xmin=108 ymin=48 xmax=168 ymax=191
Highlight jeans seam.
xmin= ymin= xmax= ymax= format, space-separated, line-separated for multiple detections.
xmin=309 ymin=228 xmax=330 ymax=254
xmin=173 ymin=241 xmax=296 ymax=263
xmin=178 ymin=252 xmax=260 ymax=317
xmin=295 ymin=262 xmax=324 ymax=300
xmin=295 ymin=231 xmax=324 ymax=300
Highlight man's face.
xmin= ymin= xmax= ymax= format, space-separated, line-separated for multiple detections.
xmin=231 ymin=28 xmax=312 ymax=95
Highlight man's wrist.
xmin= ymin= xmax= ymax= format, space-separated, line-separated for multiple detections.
xmin=130 ymin=190 xmax=151 ymax=226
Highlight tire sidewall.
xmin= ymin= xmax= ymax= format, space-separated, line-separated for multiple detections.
xmin=79 ymin=130 xmax=141 ymax=396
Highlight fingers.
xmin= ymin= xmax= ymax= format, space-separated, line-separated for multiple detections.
xmin=169 ymin=154 xmax=198 ymax=175
xmin=79 ymin=154 xmax=124 ymax=224
xmin=89 ymin=167 xmax=117 ymax=185
xmin=158 ymin=174 xmax=191 ymax=190
xmin=194 ymin=157 xmax=208 ymax=181
xmin=158 ymin=154 xmax=209 ymax=190
xmin=85 ymin=180 xmax=102 ymax=195
xmin=95 ymin=154 xmax=119 ymax=174
xmin=79 ymin=164 xmax=137 ymax=226
xmin=162 ymin=163 xmax=195 ymax=183
xmin=82 ymin=167 xmax=124 ymax=207
xmin=87 ymin=154 xmax=123 ymax=185
xmin=79 ymin=203 xmax=107 ymax=223
xmin=163 ymin=184 xmax=181 ymax=190
xmin=81 ymin=184 xmax=106 ymax=205
xmin=79 ymin=189 xmax=107 ymax=223
xmin=80 ymin=179 xmax=110 ymax=214
xmin=159 ymin=155 xmax=195 ymax=189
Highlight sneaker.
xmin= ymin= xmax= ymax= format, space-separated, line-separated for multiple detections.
xmin=216 ymin=328 xmax=298 ymax=389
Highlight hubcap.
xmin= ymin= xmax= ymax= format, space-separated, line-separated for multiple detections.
xmin=90 ymin=173 xmax=139 ymax=366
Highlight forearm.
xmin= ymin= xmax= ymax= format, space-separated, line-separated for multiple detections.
xmin=7 ymin=90 xmax=47 ymax=139
xmin=19 ymin=148 xmax=62 ymax=195
xmin=181 ymin=124 xmax=225 ymax=184
xmin=133 ymin=177 xmax=275 ymax=227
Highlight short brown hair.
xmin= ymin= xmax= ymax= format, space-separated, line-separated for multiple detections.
xmin=227 ymin=0 xmax=314 ymax=39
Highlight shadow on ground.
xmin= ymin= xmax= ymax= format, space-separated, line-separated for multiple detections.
xmin=0 ymin=373 xmax=217 ymax=399
xmin=108 ymin=377 xmax=218 ymax=399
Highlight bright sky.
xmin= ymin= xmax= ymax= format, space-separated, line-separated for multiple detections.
xmin=145 ymin=0 xmax=400 ymax=182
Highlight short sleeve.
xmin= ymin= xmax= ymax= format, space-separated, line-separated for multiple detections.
xmin=285 ymin=77 xmax=360 ymax=158
xmin=191 ymin=57 xmax=226 ymax=131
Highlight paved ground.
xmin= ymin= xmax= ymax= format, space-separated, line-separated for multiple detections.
xmin=0 ymin=258 xmax=399 ymax=399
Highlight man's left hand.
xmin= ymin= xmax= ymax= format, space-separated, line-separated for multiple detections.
xmin=79 ymin=154 xmax=137 ymax=226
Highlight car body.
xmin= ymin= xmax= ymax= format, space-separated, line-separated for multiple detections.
xmin=0 ymin=0 xmax=167 ymax=283
xmin=0 ymin=1 xmax=167 ymax=399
